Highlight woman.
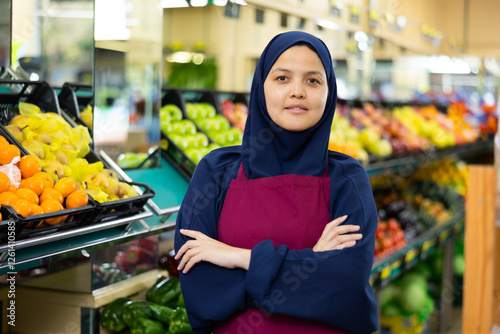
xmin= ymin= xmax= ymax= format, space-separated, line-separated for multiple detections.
xmin=174 ymin=31 xmax=378 ymax=334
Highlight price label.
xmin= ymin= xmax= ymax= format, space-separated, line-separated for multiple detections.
xmin=422 ymin=239 xmax=436 ymax=252
xmin=380 ymin=266 xmax=391 ymax=280
xmin=405 ymin=249 xmax=417 ymax=263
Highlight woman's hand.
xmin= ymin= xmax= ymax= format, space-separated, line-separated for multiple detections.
xmin=175 ymin=229 xmax=251 ymax=274
xmin=313 ymin=215 xmax=362 ymax=252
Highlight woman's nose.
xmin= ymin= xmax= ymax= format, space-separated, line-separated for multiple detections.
xmin=290 ymin=82 xmax=305 ymax=98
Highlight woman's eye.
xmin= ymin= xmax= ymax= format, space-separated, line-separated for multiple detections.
xmin=276 ymin=76 xmax=287 ymax=81
xmin=308 ymin=78 xmax=320 ymax=84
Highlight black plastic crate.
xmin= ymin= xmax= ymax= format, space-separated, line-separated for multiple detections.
xmin=87 ymin=180 xmax=155 ymax=223
xmin=57 ymin=82 xmax=93 ymax=132
xmin=0 ymin=125 xmax=98 ymax=244
xmin=84 ymin=149 xmax=156 ymax=222
xmin=0 ymin=79 xmax=61 ymax=115
xmin=160 ymin=131 xmax=196 ymax=181
xmin=0 ymin=199 xmax=96 ymax=244
xmin=160 ymin=88 xmax=212 ymax=181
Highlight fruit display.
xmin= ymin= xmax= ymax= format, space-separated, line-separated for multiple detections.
xmin=185 ymin=102 xmax=243 ymax=147
xmin=371 ymin=161 xmax=464 ymax=259
xmin=100 ymin=276 xmax=193 ymax=333
xmin=409 ymin=158 xmax=468 ymax=196
xmin=330 ymin=99 xmax=490 ymax=163
xmin=329 ymin=114 xmax=369 ymax=163
xmin=4 ymin=102 xmax=141 ymax=204
xmin=0 ymin=133 xmax=91 ymax=230
xmin=160 ymin=103 xmax=220 ymax=164
xmin=220 ymin=99 xmax=248 ymax=131
xmin=79 ymin=104 xmax=93 ymax=130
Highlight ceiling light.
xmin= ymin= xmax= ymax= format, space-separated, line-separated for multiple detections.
xmin=161 ymin=0 xmax=189 ymax=8
xmin=190 ymin=0 xmax=208 ymax=6
xmin=230 ymin=0 xmax=247 ymax=5
xmin=315 ymin=18 xmax=344 ymax=31
xmin=212 ymin=0 xmax=228 ymax=6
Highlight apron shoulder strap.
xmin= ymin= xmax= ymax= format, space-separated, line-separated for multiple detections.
xmin=237 ymin=162 xmax=248 ymax=180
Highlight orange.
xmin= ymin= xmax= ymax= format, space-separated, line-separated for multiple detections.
xmin=39 ymin=187 xmax=64 ymax=205
xmin=19 ymin=155 xmax=42 ymax=178
xmin=12 ymin=199 xmax=32 ymax=217
xmin=18 ymin=177 xmax=44 ymax=196
xmin=30 ymin=203 xmax=44 ymax=216
xmin=8 ymin=185 xmax=18 ymax=192
xmin=40 ymin=199 xmax=64 ymax=225
xmin=0 ymin=191 xmax=19 ymax=206
xmin=0 ymin=172 xmax=10 ymax=193
xmin=54 ymin=177 xmax=78 ymax=198
xmin=65 ymin=190 xmax=88 ymax=209
xmin=0 ymin=144 xmax=21 ymax=165
xmin=15 ymin=188 xmax=39 ymax=205
xmin=0 ymin=212 xmax=2 ymax=221
xmin=32 ymin=172 xmax=54 ymax=189
xmin=0 ymin=135 xmax=9 ymax=147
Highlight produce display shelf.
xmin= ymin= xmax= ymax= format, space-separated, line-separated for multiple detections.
xmin=370 ymin=209 xmax=464 ymax=288
xmin=0 ymin=155 xmax=187 ymax=276
xmin=365 ymin=139 xmax=493 ymax=177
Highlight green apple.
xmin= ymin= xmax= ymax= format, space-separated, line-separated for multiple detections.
xmin=207 ymin=143 xmax=221 ymax=151
xmin=178 ymin=135 xmax=198 ymax=150
xmin=161 ymin=104 xmax=183 ymax=121
xmin=212 ymin=115 xmax=230 ymax=131
xmin=198 ymin=103 xmax=216 ymax=118
xmin=193 ymin=132 xmax=209 ymax=147
xmin=161 ymin=122 xmax=173 ymax=134
xmin=170 ymin=121 xmax=187 ymax=135
xmin=185 ymin=148 xmax=203 ymax=164
xmin=160 ymin=109 xmax=171 ymax=124
xmin=180 ymin=119 xmax=197 ymax=135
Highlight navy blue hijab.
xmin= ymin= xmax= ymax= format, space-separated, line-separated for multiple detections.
xmin=241 ymin=31 xmax=337 ymax=179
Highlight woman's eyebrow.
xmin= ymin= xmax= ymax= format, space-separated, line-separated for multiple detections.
xmin=270 ymin=68 xmax=325 ymax=78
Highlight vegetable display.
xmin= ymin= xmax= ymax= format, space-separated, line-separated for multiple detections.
xmin=100 ymin=276 xmax=193 ymax=334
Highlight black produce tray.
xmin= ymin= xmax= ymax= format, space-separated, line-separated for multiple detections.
xmin=57 ymin=82 xmax=93 ymax=132
xmin=0 ymin=201 xmax=97 ymax=244
xmin=160 ymin=88 xmax=213 ymax=181
xmin=0 ymin=79 xmax=61 ymax=115
xmin=0 ymin=126 xmax=98 ymax=244
xmin=0 ymin=105 xmax=154 ymax=227
xmin=84 ymin=149 xmax=156 ymax=223
xmin=160 ymin=132 xmax=196 ymax=181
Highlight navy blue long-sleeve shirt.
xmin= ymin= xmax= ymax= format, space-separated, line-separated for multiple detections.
xmin=174 ymin=146 xmax=378 ymax=334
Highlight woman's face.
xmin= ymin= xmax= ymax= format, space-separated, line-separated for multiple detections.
xmin=264 ymin=45 xmax=328 ymax=132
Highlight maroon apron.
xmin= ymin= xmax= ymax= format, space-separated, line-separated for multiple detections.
xmin=215 ymin=163 xmax=346 ymax=334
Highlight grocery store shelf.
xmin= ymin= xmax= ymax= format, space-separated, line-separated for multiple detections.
xmin=0 ymin=156 xmax=188 ymax=276
xmin=365 ymin=139 xmax=493 ymax=177
xmin=370 ymin=209 xmax=464 ymax=288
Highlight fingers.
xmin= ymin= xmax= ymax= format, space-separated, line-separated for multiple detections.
xmin=179 ymin=229 xmax=205 ymax=239
xmin=330 ymin=215 xmax=348 ymax=226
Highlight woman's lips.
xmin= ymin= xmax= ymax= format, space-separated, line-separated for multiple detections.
xmin=285 ymin=104 xmax=308 ymax=114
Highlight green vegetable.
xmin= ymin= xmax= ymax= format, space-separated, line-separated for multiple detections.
xmin=146 ymin=277 xmax=182 ymax=308
xmin=100 ymin=297 xmax=132 ymax=331
xmin=150 ymin=304 xmax=174 ymax=325
xmin=176 ymin=293 xmax=185 ymax=307
xmin=146 ymin=275 xmax=168 ymax=301
xmin=130 ymin=317 xmax=165 ymax=334
xmin=122 ymin=300 xmax=156 ymax=327
xmin=169 ymin=307 xmax=193 ymax=333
